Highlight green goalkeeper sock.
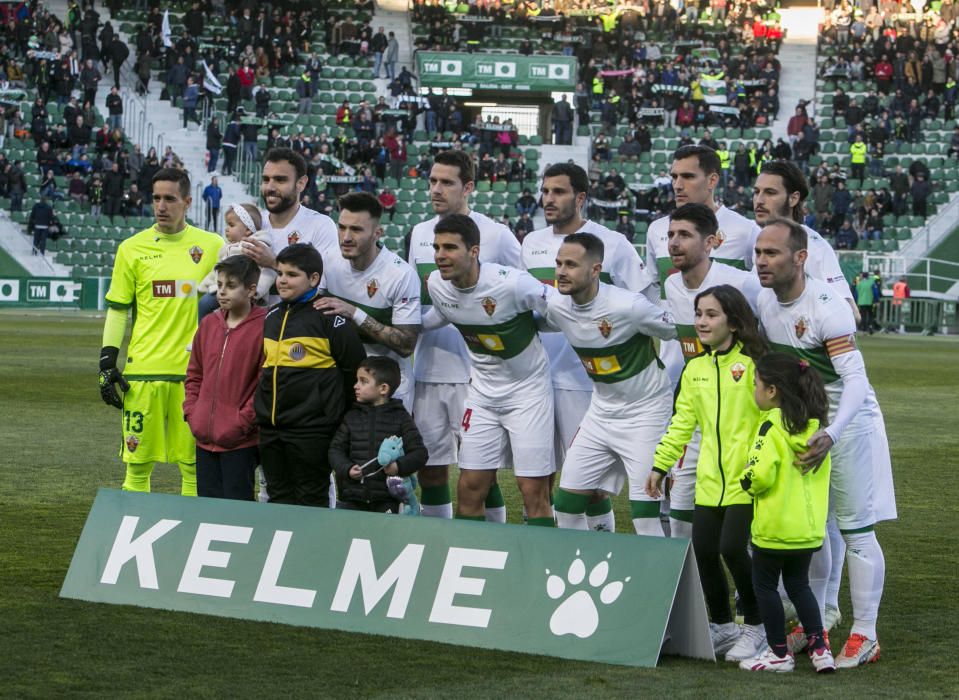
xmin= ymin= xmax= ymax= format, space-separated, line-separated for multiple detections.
xmin=122 ymin=462 xmax=153 ymax=492
xmin=485 ymin=483 xmax=506 ymax=523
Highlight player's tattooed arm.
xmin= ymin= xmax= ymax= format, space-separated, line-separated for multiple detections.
xmin=358 ymin=318 xmax=420 ymax=357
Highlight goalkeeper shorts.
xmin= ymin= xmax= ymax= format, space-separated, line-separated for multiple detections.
xmin=119 ymin=380 xmax=195 ymax=465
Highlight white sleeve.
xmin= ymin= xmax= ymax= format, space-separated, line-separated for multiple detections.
xmin=612 ymin=236 xmax=654 ymax=293
xmin=810 ymin=242 xmax=854 ymax=300
xmin=516 ymin=270 xmax=553 ymax=316
xmin=391 ymin=268 xmax=422 ymax=326
xmin=743 ymin=222 xmax=760 ymax=270
xmin=421 ymin=306 xmax=449 ymax=331
xmin=740 ymin=271 xmax=763 ymax=313
xmin=495 ymin=228 xmax=522 ymax=267
xmin=629 ymin=293 xmax=678 ymax=341
xmin=826 ymin=350 xmax=869 ymax=443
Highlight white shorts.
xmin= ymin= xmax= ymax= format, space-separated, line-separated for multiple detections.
xmin=458 ymin=387 xmax=555 ymax=477
xmin=829 ymin=425 xmax=881 ymax=531
xmin=413 ymin=382 xmax=467 ymax=467
xmin=553 ymin=388 xmax=590 ymax=468
xmin=871 ymin=408 xmax=897 ymax=523
xmin=394 ymin=373 xmax=415 ymax=413
xmin=668 ymin=429 xmax=700 ymax=512
xmin=560 ymin=397 xmax=672 ymax=502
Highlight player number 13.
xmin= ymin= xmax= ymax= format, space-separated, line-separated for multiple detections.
xmin=124 ymin=410 xmax=144 ymax=433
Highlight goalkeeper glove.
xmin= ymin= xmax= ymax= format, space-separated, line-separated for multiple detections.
xmin=98 ymin=346 xmax=129 ymax=409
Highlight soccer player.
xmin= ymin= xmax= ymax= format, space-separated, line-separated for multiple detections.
xmin=241 ymin=147 xmax=338 ymax=279
xmin=662 ymin=203 xmax=762 ymax=538
xmin=645 ymin=145 xmax=760 ymax=533
xmin=755 ymin=218 xmax=895 ymax=668
xmin=522 ymin=163 xmax=654 ymax=532
xmin=314 ymin=192 xmax=421 ymax=411
xmin=422 ymin=214 xmax=555 ymax=526
xmin=541 ymin=233 xmax=676 ymax=535
xmin=98 ymin=168 xmax=223 ymax=495
xmin=407 ymin=150 xmax=521 ymax=520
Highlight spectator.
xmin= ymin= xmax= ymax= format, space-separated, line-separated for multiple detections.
xmin=68 ymin=172 xmax=88 ymax=205
xmin=515 ymin=188 xmax=538 ymax=218
xmin=849 ymin=134 xmax=867 ymax=183
xmin=831 ymin=180 xmax=852 ymax=230
xmin=371 ymin=26 xmax=388 ymax=79
xmin=7 ymin=162 xmax=25 ymax=212
xmin=103 ymin=162 xmax=125 ymax=223
xmin=206 ymin=119 xmax=222 ymax=174
xmin=183 ymin=77 xmax=200 ymax=130
xmin=835 ymin=218 xmax=858 ymax=249
xmin=889 ymin=164 xmax=910 ymax=216
xmin=551 ymin=95 xmax=573 ymax=145
xmin=203 ymin=176 xmax=223 ymax=232
xmin=105 ymin=86 xmax=122 ymax=130
xmin=79 ymin=58 xmax=101 ymax=105
xmin=254 ymin=83 xmax=271 ymax=119
xmin=377 ymin=187 xmax=396 ymax=221
xmin=911 ymin=172 xmax=931 ymax=218
xmin=39 ymin=170 xmax=64 ymax=201
xmin=385 ymin=31 xmax=399 ymax=80
xmin=296 ymin=71 xmax=315 ymax=116
xmin=28 ymin=197 xmax=55 ymax=255
xmin=125 ymin=183 xmax=147 ymax=217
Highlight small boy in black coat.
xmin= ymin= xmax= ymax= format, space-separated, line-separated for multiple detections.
xmin=329 ymin=357 xmax=428 ymax=513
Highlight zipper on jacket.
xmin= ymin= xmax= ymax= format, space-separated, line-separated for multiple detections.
xmin=714 ymin=354 xmax=726 ymax=506
xmin=208 ymin=326 xmax=231 ymax=440
xmin=271 ymin=307 xmax=291 ymax=426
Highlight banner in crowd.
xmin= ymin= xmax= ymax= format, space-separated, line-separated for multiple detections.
xmin=589 ymin=198 xmax=630 ymax=209
xmin=61 ymin=490 xmax=713 ymax=668
xmin=417 ymin=52 xmax=577 ymax=91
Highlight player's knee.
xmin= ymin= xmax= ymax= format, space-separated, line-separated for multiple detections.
xmin=418 ymin=465 xmax=449 ymax=488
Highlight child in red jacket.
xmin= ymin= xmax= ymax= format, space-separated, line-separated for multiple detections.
xmin=184 ymin=255 xmax=266 ymax=500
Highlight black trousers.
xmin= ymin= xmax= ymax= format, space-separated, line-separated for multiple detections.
xmin=259 ymin=429 xmax=332 ymax=507
xmin=692 ymin=504 xmax=760 ymax=625
xmin=752 ymin=546 xmax=822 ymax=649
xmin=337 ymin=498 xmax=401 ymax=513
xmin=196 ymin=445 xmax=257 ymax=500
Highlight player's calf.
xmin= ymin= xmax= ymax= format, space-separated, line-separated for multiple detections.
xmin=455 ymin=469 xmax=496 ymax=520
xmin=516 ymin=476 xmax=553 ymax=526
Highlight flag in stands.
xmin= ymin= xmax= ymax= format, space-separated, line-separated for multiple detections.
xmin=202 ymin=61 xmax=223 ymax=95
xmin=161 ymin=10 xmax=172 ymax=48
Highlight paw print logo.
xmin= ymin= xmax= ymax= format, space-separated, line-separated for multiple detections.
xmin=545 ymin=550 xmax=630 ymax=639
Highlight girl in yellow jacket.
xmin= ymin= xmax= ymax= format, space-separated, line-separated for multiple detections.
xmin=737 ymin=353 xmax=834 ymax=674
xmin=647 ymin=285 xmax=768 ymax=662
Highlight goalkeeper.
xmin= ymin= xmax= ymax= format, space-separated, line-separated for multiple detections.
xmin=98 ymin=168 xmax=223 ymax=495
xmin=329 ymin=357 xmax=428 ymax=513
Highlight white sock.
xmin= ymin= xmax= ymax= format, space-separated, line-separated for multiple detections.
xmin=421 ymin=502 xmax=453 ymax=518
xmin=586 ymin=510 xmax=615 ymax=532
xmin=826 ymin=518 xmax=846 ymax=610
xmin=808 ymin=532 xmax=831 ymax=624
xmin=632 ymin=517 xmax=665 ymax=537
xmin=554 ymin=510 xmax=588 ymax=530
xmin=669 ymin=517 xmax=693 ymax=539
xmin=485 ymin=506 xmax=506 ymax=523
xmin=844 ymin=531 xmax=885 ymax=640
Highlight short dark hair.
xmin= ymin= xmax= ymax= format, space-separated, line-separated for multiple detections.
xmin=434 ymin=213 xmax=480 ymax=248
xmin=672 ymin=144 xmax=721 ymax=176
xmin=152 ymin=168 xmax=191 ymax=198
xmin=763 ymin=216 xmax=808 ymax=253
xmin=264 ymin=147 xmax=307 ymax=180
xmin=543 ymin=162 xmax=590 ymax=195
xmin=338 ymin=191 xmax=382 ymax=220
xmin=760 ymin=160 xmax=809 ymax=222
xmin=276 ymin=243 xmax=323 ymax=279
xmin=358 ymin=356 xmax=401 ymax=396
xmin=562 ymin=232 xmax=604 ymax=262
xmin=670 ymin=202 xmax=718 ymax=238
xmin=215 ymin=254 xmax=260 ymax=288
xmin=433 ymin=150 xmax=475 ymax=184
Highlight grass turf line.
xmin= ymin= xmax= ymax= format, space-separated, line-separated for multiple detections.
xmin=0 ymin=313 xmax=956 ymax=697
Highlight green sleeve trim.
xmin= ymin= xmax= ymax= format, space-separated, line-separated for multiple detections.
xmin=768 ymin=341 xmax=839 ymax=384
xmin=123 ymin=375 xmax=187 ymax=382
xmin=102 ymin=307 xmax=128 ymax=348
xmin=415 ymin=262 xmax=437 ymax=305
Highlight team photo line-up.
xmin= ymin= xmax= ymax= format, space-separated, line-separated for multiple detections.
xmin=96 ymin=145 xmax=895 ymax=674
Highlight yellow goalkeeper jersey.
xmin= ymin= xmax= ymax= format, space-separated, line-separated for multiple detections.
xmin=105 ymin=224 xmax=223 ymax=380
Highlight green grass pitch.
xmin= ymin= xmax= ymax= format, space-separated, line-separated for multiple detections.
xmin=1 ymin=311 xmax=956 ymax=698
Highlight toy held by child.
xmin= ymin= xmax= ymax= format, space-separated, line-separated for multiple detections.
xmin=737 ymin=353 xmax=835 ymax=674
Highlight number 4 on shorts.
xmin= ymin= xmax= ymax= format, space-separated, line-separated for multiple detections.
xmin=461 ymin=408 xmax=472 ymax=432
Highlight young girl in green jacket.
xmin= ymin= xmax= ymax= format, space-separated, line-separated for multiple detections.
xmin=737 ymin=352 xmax=834 ymax=674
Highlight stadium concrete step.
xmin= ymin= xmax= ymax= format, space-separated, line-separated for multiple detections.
xmin=0 ymin=215 xmax=71 ymax=276
xmin=769 ymin=8 xmax=822 ymax=142
xmin=373 ymin=0 xmax=415 ymax=71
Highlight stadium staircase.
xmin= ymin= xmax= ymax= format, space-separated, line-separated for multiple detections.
xmin=769 ymin=8 xmax=820 ymax=141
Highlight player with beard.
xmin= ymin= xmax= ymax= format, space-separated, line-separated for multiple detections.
xmin=406 ymin=150 xmax=521 ymax=521
xmin=755 ymin=218 xmax=895 ymax=669
xmin=522 ymin=163 xmax=654 ymax=532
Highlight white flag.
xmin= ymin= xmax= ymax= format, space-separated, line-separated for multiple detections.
xmin=161 ymin=10 xmax=172 ymax=48
xmin=0 ymin=279 xmax=19 ymax=302
xmin=440 ymin=60 xmax=462 ymax=76
xmin=494 ymin=62 xmax=516 ymax=78
xmin=202 ymin=61 xmax=222 ymax=95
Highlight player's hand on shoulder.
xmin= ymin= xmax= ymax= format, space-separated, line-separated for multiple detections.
xmin=314 ymin=295 xmax=356 ymax=318
xmin=796 ymin=429 xmax=833 ymax=474
xmin=240 ymin=238 xmax=277 ymax=269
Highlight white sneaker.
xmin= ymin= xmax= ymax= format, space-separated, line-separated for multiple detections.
xmin=739 ymin=646 xmax=795 ymax=672
xmin=808 ymin=644 xmax=837 ymax=673
xmin=824 ymin=605 xmax=842 ymax=632
xmin=726 ymin=624 xmax=767 ymax=662
xmin=835 ymin=633 xmax=880 ymax=668
xmin=710 ymin=622 xmax=741 ymax=655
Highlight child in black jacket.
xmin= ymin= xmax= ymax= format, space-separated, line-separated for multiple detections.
xmin=330 ymin=356 xmax=428 ymax=513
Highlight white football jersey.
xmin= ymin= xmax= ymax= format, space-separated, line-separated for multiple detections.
xmin=646 ymin=205 xmax=760 ymax=297
xmin=542 ymin=283 xmax=676 ymax=416
xmin=803 ymin=224 xmax=854 ymax=301
xmin=757 ymin=277 xmax=880 ymax=430
xmin=665 ymin=261 xmax=762 ymax=363
xmin=322 ymin=245 xmax=421 ymax=400
xmin=261 ymin=204 xmax=339 ymax=260
xmin=426 ymin=263 xmax=551 ymax=402
xmin=408 ymin=211 xmax=521 ymax=383
xmin=522 ymin=219 xmax=654 ymax=391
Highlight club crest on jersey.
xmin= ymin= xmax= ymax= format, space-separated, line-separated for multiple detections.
xmin=795 ymin=315 xmax=809 ymax=339
xmin=188 ymin=245 xmax=203 ymax=264
xmin=366 ymin=279 xmax=379 ymax=298
xmin=125 ymin=435 xmax=140 ymax=453
xmin=713 ymin=229 xmax=726 ymax=248
xmin=481 ymin=296 xmax=497 ymax=317
xmin=287 ymin=231 xmax=300 ymax=246
xmin=730 ymin=362 xmax=746 ymax=382
xmin=288 ymin=342 xmax=306 ymax=361
xmin=598 ymin=317 xmax=613 ymax=338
